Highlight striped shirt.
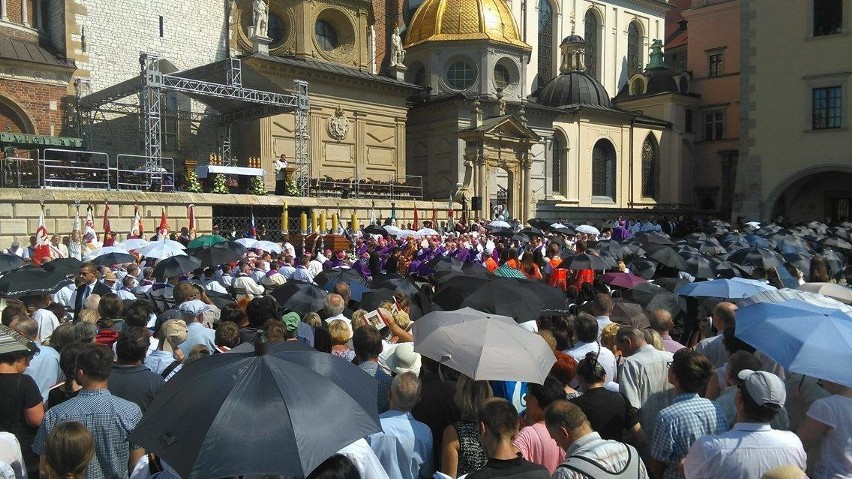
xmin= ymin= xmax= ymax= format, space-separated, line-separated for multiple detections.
xmin=552 ymin=432 xmax=649 ymax=479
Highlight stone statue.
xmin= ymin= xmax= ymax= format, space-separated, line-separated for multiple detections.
xmin=253 ymin=0 xmax=269 ymax=39
xmin=390 ymin=24 xmax=405 ymax=67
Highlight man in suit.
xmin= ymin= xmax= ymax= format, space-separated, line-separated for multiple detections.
xmin=72 ymin=262 xmax=113 ymax=320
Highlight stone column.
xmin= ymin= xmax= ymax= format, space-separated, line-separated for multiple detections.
xmin=21 ymin=0 xmax=28 ymax=26
xmin=477 ymin=156 xmax=488 ymax=220
xmin=0 ymin=0 xmax=7 ymax=21
xmin=34 ymin=0 xmax=41 ymax=30
xmin=521 ymin=155 xmax=532 ymax=222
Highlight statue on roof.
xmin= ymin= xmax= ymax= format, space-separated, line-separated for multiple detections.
xmin=390 ymin=23 xmax=406 ymax=67
xmin=253 ymin=0 xmax=269 ymax=39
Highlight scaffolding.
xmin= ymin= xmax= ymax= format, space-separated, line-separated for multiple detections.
xmin=79 ymin=52 xmax=310 ymax=192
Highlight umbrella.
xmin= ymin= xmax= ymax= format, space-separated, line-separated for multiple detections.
xmin=518 ymin=227 xmax=545 ymax=238
xmin=744 ymin=234 xmax=774 ymax=249
xmin=735 ymin=300 xmax=852 ymax=387
xmin=459 ymin=279 xmax=547 ymax=323
xmin=528 ymin=219 xmax=553 ymax=231
xmin=412 ymin=307 xmax=556 ymax=384
xmin=253 ymin=241 xmax=283 ymax=254
xmin=600 ymin=272 xmax=647 ymax=289
xmin=83 ymin=246 xmax=130 ymax=261
xmin=643 ymin=244 xmax=688 ymax=270
xmin=575 ymin=224 xmax=600 ymax=235
xmin=488 ymin=220 xmax=511 ymax=229
xmin=511 ymin=279 xmax=567 ymax=311
xmin=624 ymin=283 xmax=683 ymax=314
xmin=628 ymin=258 xmax=658 ymax=280
xmin=90 ymin=252 xmax=137 ymax=266
xmin=726 ymin=247 xmax=784 ymax=270
xmin=40 ymin=257 xmax=82 ymax=276
xmin=556 ymin=253 xmax=611 ymax=271
xmin=712 ymin=260 xmax=753 ymax=279
xmin=0 ymin=267 xmax=72 ymax=297
xmin=314 ymin=268 xmax=368 ymax=287
xmin=323 ymin=278 xmax=373 ymax=302
xmin=432 ymin=276 xmax=490 ymax=310
xmin=0 ymin=254 xmax=26 ymax=273
xmin=739 ymin=288 xmax=852 ymax=317
xmin=416 ymin=228 xmax=439 ymax=237
xmin=489 ymin=227 xmax=515 ymax=237
xmin=721 ymin=234 xmax=750 ymax=250
xmin=152 ymin=256 xmax=202 ymax=280
xmin=676 ymin=277 xmax=776 ymax=299
xmin=634 ymin=231 xmax=674 ymax=246
xmin=427 ymin=256 xmax=465 ymax=273
xmin=121 ymin=238 xmax=150 ymax=250
xmin=783 ymin=253 xmax=812 ymax=278
xmin=384 ymin=226 xmax=403 ymax=237
xmin=191 ymin=242 xmax=247 ymax=268
xmin=140 ymin=240 xmax=187 ymax=260
xmin=797 ymin=282 xmax=852 ymax=305
xmin=187 ymin=235 xmax=228 ymax=249
xmin=552 ymin=225 xmax=576 ymax=236
xmin=359 ymin=288 xmax=397 ymax=311
xmin=270 ymin=281 xmax=328 ymax=314
xmin=594 ymin=240 xmax=627 ymax=260
xmin=129 ymin=340 xmax=381 ymax=479
xmin=511 ymin=233 xmax=531 ymax=243
xmin=370 ymin=274 xmax=423 ymax=303
xmin=609 ymin=300 xmax=651 ymax=328
xmin=681 ymin=253 xmax=717 ymax=279
xmin=653 ymin=277 xmax=689 ymax=293
xmin=820 ymin=250 xmax=846 ymax=275
xmin=362 ymin=224 xmax=387 ymax=235
xmin=820 ymin=237 xmax=852 ymax=251
xmin=234 ymin=237 xmax=259 ymax=249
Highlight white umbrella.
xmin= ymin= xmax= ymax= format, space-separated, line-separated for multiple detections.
xmin=383 ymin=225 xmax=401 ymax=236
xmin=488 ymin=220 xmax=511 ymax=229
xmin=412 ymin=307 xmax=556 ymax=384
xmin=416 ymin=228 xmax=439 ymax=237
xmin=575 ymin=224 xmax=600 ymax=235
xmin=121 ymin=238 xmax=150 ymax=251
xmin=393 ymin=230 xmax=417 ymax=238
xmin=139 ymin=240 xmax=188 ymax=259
xmin=235 ymin=238 xmax=258 ymax=249
xmin=254 ymin=241 xmax=283 ymax=254
xmin=83 ymin=246 xmax=130 ymax=261
xmin=797 ymin=282 xmax=852 ymax=305
xmin=740 ymin=288 xmax=852 ymax=317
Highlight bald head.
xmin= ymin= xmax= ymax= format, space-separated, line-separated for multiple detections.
xmin=324 ymin=293 xmax=345 ymax=317
xmin=712 ymin=302 xmax=737 ymax=330
xmin=649 ymin=309 xmax=674 ymax=334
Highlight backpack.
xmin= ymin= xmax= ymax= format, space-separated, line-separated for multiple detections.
xmin=558 ymin=443 xmax=642 ymax=479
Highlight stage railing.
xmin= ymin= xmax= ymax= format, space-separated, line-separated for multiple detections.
xmin=310 ymin=174 xmax=423 ymax=199
xmin=41 ymin=149 xmax=111 ymax=189
xmin=115 ymin=154 xmax=175 ymax=191
xmin=1 ymin=156 xmax=40 ymax=188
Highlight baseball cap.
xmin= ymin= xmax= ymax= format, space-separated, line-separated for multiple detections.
xmin=281 ymin=312 xmax=300 ymax=333
xmin=738 ymin=369 xmax=786 ymax=407
xmin=178 ymin=299 xmax=209 ymax=316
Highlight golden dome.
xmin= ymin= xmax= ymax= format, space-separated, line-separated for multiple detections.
xmin=404 ymin=0 xmax=531 ymax=50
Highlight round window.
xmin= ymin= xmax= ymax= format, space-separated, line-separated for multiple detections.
xmin=447 ymin=61 xmax=476 ymax=90
xmin=268 ymin=14 xmax=286 ymax=46
xmin=494 ymin=64 xmax=510 ymax=89
xmin=315 ymin=20 xmax=338 ymax=51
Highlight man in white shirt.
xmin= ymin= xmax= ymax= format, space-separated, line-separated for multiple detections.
xmin=590 ymin=294 xmax=614 ymax=339
xmin=323 ymin=293 xmax=350 ymax=332
xmin=694 ymin=302 xmax=736 ymax=368
xmin=278 ymin=256 xmax=297 ymax=279
xmin=565 ymin=314 xmax=618 ymax=391
xmin=684 ymin=370 xmax=806 ymax=479
xmin=231 ymin=264 xmax=265 ymax=300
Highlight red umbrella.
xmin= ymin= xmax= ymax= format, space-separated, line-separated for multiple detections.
xmin=600 ymin=272 xmax=648 ymax=289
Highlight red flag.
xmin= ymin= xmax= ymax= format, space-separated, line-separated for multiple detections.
xmin=103 ymin=203 xmax=111 ymax=236
xmin=33 ymin=210 xmax=51 ymax=265
xmin=158 ymin=208 xmax=169 ymax=240
xmin=412 ymin=202 xmax=419 ymax=230
xmin=188 ymin=204 xmax=196 ymax=237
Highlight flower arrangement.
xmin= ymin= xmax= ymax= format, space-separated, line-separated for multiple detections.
xmin=185 ymin=170 xmax=203 ymax=193
xmin=287 ymin=177 xmax=300 ymax=196
xmin=211 ymin=173 xmax=229 ymax=194
xmin=249 ymin=175 xmax=267 ymax=196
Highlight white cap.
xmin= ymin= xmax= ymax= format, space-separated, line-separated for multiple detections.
xmin=738 ymin=369 xmax=786 ymax=407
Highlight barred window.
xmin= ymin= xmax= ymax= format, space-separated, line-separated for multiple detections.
xmin=641 ymin=135 xmax=659 ymax=199
xmin=812 ymin=86 xmax=842 ymax=129
xmin=627 ymin=22 xmax=642 ymax=75
xmin=584 ymin=10 xmax=599 ymax=79
xmin=592 ymin=139 xmax=616 ymax=200
xmin=538 ymin=0 xmax=554 ymax=83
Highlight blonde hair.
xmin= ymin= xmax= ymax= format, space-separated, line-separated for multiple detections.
xmin=79 ymin=309 xmax=99 ymax=325
xmin=83 ymin=294 xmax=101 ymax=311
xmin=643 ymin=329 xmax=664 ymax=351
xmin=392 ymin=310 xmax=411 ymax=331
xmin=600 ymin=322 xmax=621 ymax=356
xmin=351 ymin=309 xmax=368 ymax=330
xmin=454 ymin=374 xmax=493 ymax=421
xmin=302 ymin=312 xmax=322 ymax=328
xmin=328 ymin=319 xmax=351 ymax=345
xmin=538 ymin=330 xmax=557 ymax=351
xmin=44 ymin=421 xmax=95 ymax=479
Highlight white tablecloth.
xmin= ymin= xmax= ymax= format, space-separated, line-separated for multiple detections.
xmin=195 ymin=165 xmax=266 ymax=178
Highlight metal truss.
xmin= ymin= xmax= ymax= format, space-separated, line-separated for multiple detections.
xmin=294 ymin=80 xmax=310 ymax=197
xmin=141 ymin=53 xmax=163 ymax=172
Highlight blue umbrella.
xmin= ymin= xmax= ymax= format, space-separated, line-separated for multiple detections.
xmin=735 ymin=299 xmax=852 ymax=386
xmin=744 ymin=234 xmax=773 ymax=249
xmin=675 ymin=277 xmax=776 ymax=299
xmin=323 ymin=278 xmax=373 ymax=302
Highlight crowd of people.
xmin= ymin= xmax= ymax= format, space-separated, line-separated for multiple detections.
xmin=0 ymin=214 xmax=850 ymax=479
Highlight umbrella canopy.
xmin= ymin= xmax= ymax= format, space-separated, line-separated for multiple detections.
xmin=488 ymin=220 xmax=511 ymax=229
xmin=653 ymin=277 xmax=690 ymax=293
xmin=412 ymin=308 xmax=556 ymax=384
xmin=0 ymin=267 xmax=72 ymax=297
xmin=362 ymin=224 xmax=387 ymax=235
xmin=270 ymin=281 xmax=328 ymax=315
xmin=600 ymin=272 xmax=647 ymax=289
xmin=528 ymin=219 xmax=553 ymax=231
xmin=416 ymin=228 xmax=439 ymax=237
xmin=681 ymin=253 xmax=718 ymax=279
xmin=0 ymin=254 xmax=26 ymax=273
xmin=129 ymin=340 xmax=381 ymax=479
xmin=556 ymin=253 xmax=611 ymax=271
xmin=191 ymin=242 xmax=247 ymax=268
xmin=370 ymin=274 xmax=422 ymax=303
xmin=83 ymin=246 xmax=131 ymax=261
xmin=627 ymin=259 xmax=658 ymax=280
xmin=253 ymin=241 xmax=283 ymax=254
xmin=187 ymin=235 xmax=229 ymax=249
xmin=819 ymin=250 xmax=846 ymax=275
xmin=140 ymin=240 xmax=187 ymax=260
xmin=511 ymin=233 xmax=531 ymax=243
xmin=783 ymin=253 xmax=812 ymax=278
xmin=510 ymin=279 xmax=567 ymax=312
xmin=676 ymin=277 xmax=776 ymax=299
xmin=735 ymin=300 xmax=852 ymax=387
xmin=314 ymin=268 xmax=368 ymax=287
xmin=634 ymin=231 xmax=674 ymax=246
xmin=740 ymin=288 xmax=852 ymax=317
xmin=624 ymin=283 xmax=683 ymax=314
xmin=120 ymin=238 xmax=150 ymax=251
xmin=489 ymin=227 xmax=515 ymax=237
xmin=552 ymin=225 xmax=576 ymax=236
xmin=359 ymin=288 xmax=396 ymax=312
xmin=643 ymin=244 xmax=688 ymax=270
xmin=726 ymin=247 xmax=784 ymax=270
xmin=593 ymin=240 xmax=627 ymax=260
xmin=427 ymin=256 xmax=465 ymax=273
xmin=820 ymin=237 xmax=852 ymax=251
xmin=432 ymin=276 xmax=490 ymax=310
xmin=575 ymin=224 xmax=600 ymax=235
xmin=40 ymin=257 xmax=82 ymax=276
xmin=459 ymin=279 xmax=547 ymax=323
xmin=797 ymin=282 xmax=852 ymax=305
xmin=323 ymin=278 xmax=373 ymax=302
xmin=152 ymin=256 xmax=202 ymax=280
xmin=609 ymin=300 xmax=650 ymax=328
xmin=743 ymin=235 xmax=774 ymax=249
xmin=518 ymin=227 xmax=545 ymax=238
xmin=90 ymin=251 xmax=137 ymax=266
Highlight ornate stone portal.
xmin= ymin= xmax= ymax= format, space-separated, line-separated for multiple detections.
xmin=459 ymin=106 xmax=539 ymax=222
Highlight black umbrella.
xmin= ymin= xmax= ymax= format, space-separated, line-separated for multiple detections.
xmin=0 ymin=254 xmax=26 ymax=273
xmin=512 ymin=233 xmax=531 ymax=243
xmin=556 ymin=253 xmax=611 ymax=271
xmin=432 ymin=276 xmax=491 ymax=310
xmin=624 ymin=283 xmax=684 ymax=315
xmin=654 ymin=277 xmax=690 ymax=293
xmin=270 ymin=281 xmax=328 ymax=315
xmin=712 ymin=260 xmax=753 ymax=279
xmin=489 ymin=227 xmax=515 ymax=237
xmin=431 ymin=266 xmax=492 ymax=285
xmin=552 ymin=225 xmax=576 ymax=236
xmin=680 ymin=253 xmax=717 ymax=279
xmin=370 ymin=274 xmax=421 ymax=301
xmin=129 ymin=339 xmax=380 ymax=479
xmin=518 ymin=227 xmax=545 ymax=238
xmin=427 ymin=256 xmax=464 ymax=273
xmin=726 ymin=247 xmax=783 ymax=269
xmin=40 ymin=257 xmax=82 ymax=276
xmin=191 ymin=242 xmax=247 ymax=268
xmin=509 ymin=278 xmax=567 ymax=312
xmin=634 ymin=231 xmax=674 ymax=246
xmin=628 ymin=258 xmax=658 ymax=280
xmin=152 ymin=256 xmax=202 ymax=280
xmin=720 ymin=233 xmax=750 ymax=250
xmin=460 ymin=279 xmax=544 ymax=323
xmin=610 ymin=300 xmax=651 ymax=328
xmin=819 ymin=250 xmax=846 ymax=275
xmin=782 ymin=253 xmax=812 ymax=278
xmin=314 ymin=267 xmax=368 ymax=287
xmin=363 ymin=224 xmax=388 ymax=235
xmin=528 ymin=218 xmax=554 ymax=231
xmin=359 ymin=288 xmax=396 ymax=311
xmin=594 ymin=240 xmax=627 ymax=260
xmin=0 ymin=266 xmax=72 ymax=297
xmin=643 ymin=244 xmax=688 ymax=270
xmin=91 ymin=252 xmax=136 ymax=266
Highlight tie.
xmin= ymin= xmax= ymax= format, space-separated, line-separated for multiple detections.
xmin=74 ymin=284 xmax=89 ymax=321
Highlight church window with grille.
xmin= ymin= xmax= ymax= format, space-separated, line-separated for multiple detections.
xmin=584 ymin=10 xmax=599 ymax=79
xmin=592 ymin=139 xmax=616 ymax=200
xmin=627 ymin=22 xmax=642 ymax=75
xmin=641 ymin=134 xmax=659 ymax=199
xmin=538 ymin=0 xmax=554 ymax=83
xmin=551 ymin=133 xmax=565 ymax=195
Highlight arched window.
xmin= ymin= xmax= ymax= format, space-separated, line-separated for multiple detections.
xmin=592 ymin=139 xmax=616 ymax=200
xmin=551 ymin=132 xmax=566 ymax=195
xmin=641 ymin=134 xmax=659 ymax=199
xmin=584 ymin=10 xmax=599 ymax=79
xmin=627 ymin=22 xmax=642 ymax=75
xmin=538 ymin=0 xmax=554 ymax=83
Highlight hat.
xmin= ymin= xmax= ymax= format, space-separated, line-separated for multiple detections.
xmin=281 ymin=312 xmax=300 ymax=333
xmin=760 ymin=465 xmax=808 ymax=479
xmin=103 ymin=271 xmax=117 ymax=281
xmin=0 ymin=325 xmax=36 ymax=355
xmin=738 ymin=369 xmax=786 ymax=407
xmin=178 ymin=299 xmax=209 ymax=316
xmin=159 ymin=319 xmax=188 ymax=352
xmin=380 ymin=342 xmax=421 ymax=375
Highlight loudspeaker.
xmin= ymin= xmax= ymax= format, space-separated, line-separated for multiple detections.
xmin=471 ymin=196 xmax=483 ymax=211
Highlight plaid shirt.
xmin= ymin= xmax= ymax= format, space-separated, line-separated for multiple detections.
xmin=651 ymin=393 xmax=729 ymax=479
xmin=494 ymin=264 xmax=526 ymax=278
xmin=359 ymin=361 xmax=393 ymax=413
xmin=33 ymin=388 xmax=143 ymax=479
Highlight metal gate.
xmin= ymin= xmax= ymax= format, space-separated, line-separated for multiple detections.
xmin=212 ymin=205 xmax=283 ymax=241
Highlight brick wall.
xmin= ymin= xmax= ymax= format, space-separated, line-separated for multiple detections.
xmin=0 ymin=78 xmax=69 ymax=135
xmin=373 ymin=0 xmax=403 ymax=74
